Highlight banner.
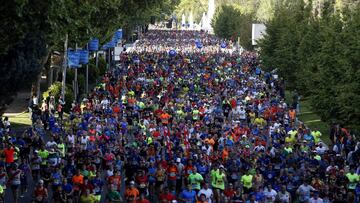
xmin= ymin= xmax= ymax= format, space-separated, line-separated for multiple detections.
xmin=252 ymin=23 xmax=267 ymax=45
xmin=102 ymin=44 xmax=108 ymax=50
xmin=107 ymin=40 xmax=116 ymax=49
xmin=78 ymin=49 xmax=89 ymax=64
xmin=88 ymin=38 xmax=99 ymax=51
xmin=115 ymin=29 xmax=123 ymax=40
xmin=67 ymin=49 xmax=80 ymax=68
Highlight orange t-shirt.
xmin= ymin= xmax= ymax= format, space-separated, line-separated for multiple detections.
xmin=289 ymin=110 xmax=296 ymax=120
xmin=222 ymin=149 xmax=229 ymax=161
xmin=113 ymin=106 xmax=120 ymax=113
xmin=72 ymin=174 xmax=84 ymax=185
xmin=125 ymin=187 xmax=140 ymax=199
xmin=167 ymin=166 xmax=178 ymax=180
xmin=160 ymin=113 xmax=170 ymax=125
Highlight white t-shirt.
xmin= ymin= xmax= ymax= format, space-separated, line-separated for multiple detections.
xmin=297 ymin=184 xmax=315 ymax=202
xmin=263 ymin=188 xmax=277 ymax=202
xmin=67 ymin=134 xmax=75 ymax=145
xmin=33 ymin=97 xmax=38 ymax=105
xmin=101 ymin=99 xmax=110 ymax=109
xmin=198 ymin=188 xmax=213 ymax=203
xmin=309 ymin=197 xmax=323 ymax=203
xmin=239 ymin=109 xmax=246 ymax=120
xmin=315 ymin=146 xmax=327 ymax=154
xmin=277 ymin=191 xmax=291 ymax=203
xmin=46 ymin=141 xmax=57 ymax=148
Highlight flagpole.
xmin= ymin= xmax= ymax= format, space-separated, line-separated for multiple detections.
xmin=74 ymin=43 xmax=78 ymax=101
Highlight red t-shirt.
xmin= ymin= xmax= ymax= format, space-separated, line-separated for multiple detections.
xmin=3 ymin=147 xmax=15 ymax=163
xmin=80 ymin=182 xmax=95 ymax=194
xmin=159 ymin=193 xmax=176 ymax=202
xmin=224 ymin=189 xmax=235 ymax=198
xmin=167 ymin=165 xmax=178 ymax=180
xmin=136 ymin=175 xmax=148 ymax=188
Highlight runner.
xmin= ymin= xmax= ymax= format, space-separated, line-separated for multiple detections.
xmin=0 ymin=29 xmax=358 ymax=203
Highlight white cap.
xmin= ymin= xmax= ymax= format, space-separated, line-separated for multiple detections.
xmin=176 ymin=158 xmax=181 ymax=163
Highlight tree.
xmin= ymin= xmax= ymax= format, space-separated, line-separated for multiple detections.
xmin=0 ymin=0 xmax=177 ymax=110
xmin=212 ymin=5 xmax=254 ymax=50
xmin=257 ymin=0 xmax=360 ymax=132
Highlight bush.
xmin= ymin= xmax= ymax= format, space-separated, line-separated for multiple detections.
xmin=43 ymin=82 xmax=74 ymax=112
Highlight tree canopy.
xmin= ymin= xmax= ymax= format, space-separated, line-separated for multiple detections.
xmin=212 ymin=5 xmax=253 ymax=50
xmin=0 ymin=0 xmax=177 ymax=108
xmin=257 ymin=0 xmax=360 ymax=132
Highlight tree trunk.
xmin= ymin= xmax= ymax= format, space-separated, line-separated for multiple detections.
xmin=47 ymin=67 xmax=53 ymax=88
xmin=30 ymin=49 xmax=51 ymax=100
xmin=54 ymin=67 xmax=60 ymax=82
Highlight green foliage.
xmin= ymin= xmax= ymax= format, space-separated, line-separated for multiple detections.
xmin=43 ymin=82 xmax=74 ymax=112
xmin=0 ymin=0 xmax=175 ymax=109
xmin=175 ymin=0 xmax=208 ymax=23
xmin=0 ymin=32 xmax=48 ymax=103
xmin=258 ymin=0 xmax=360 ymax=132
xmin=212 ymin=5 xmax=254 ymax=50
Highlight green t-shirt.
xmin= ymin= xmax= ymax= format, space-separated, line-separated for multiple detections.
xmin=188 ymin=173 xmax=203 ymax=190
xmin=38 ymin=150 xmax=49 ymax=159
xmin=138 ymin=102 xmax=145 ymax=109
xmin=81 ymin=169 xmax=90 ymax=177
xmin=80 ymin=194 xmax=97 ymax=203
xmin=346 ymin=173 xmax=360 ymax=189
xmin=210 ymin=169 xmax=219 ymax=187
xmin=107 ymin=190 xmax=121 ymax=201
xmin=57 ymin=143 xmax=65 ymax=157
xmin=241 ymin=174 xmax=253 ymax=189
xmin=176 ymin=110 xmax=185 ymax=118
xmin=214 ymin=172 xmax=226 ymax=190
xmin=38 ymin=150 xmax=49 ymax=165
xmin=311 ymin=131 xmax=322 ymax=143
xmin=192 ymin=109 xmax=199 ymax=120
xmin=284 ymin=147 xmax=293 ymax=154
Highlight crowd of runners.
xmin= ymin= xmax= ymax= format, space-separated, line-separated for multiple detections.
xmin=0 ymin=30 xmax=359 ymax=203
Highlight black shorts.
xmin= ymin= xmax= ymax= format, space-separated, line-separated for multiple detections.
xmin=11 ymin=184 xmax=20 ymax=191
xmin=213 ymin=186 xmax=224 ymax=193
xmin=155 ymin=180 xmax=164 ymax=188
xmin=243 ymin=187 xmax=252 ymax=194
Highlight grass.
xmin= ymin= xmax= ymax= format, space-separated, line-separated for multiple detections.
xmin=7 ymin=112 xmax=32 ymax=130
xmin=285 ymin=91 xmax=331 ymax=145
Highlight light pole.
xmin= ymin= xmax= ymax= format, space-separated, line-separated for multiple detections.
xmin=61 ymin=34 xmax=68 ymax=99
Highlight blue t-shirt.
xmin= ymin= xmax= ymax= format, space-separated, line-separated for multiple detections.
xmin=180 ymin=189 xmax=196 ymax=203
xmin=62 ymin=183 xmax=73 ymax=194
